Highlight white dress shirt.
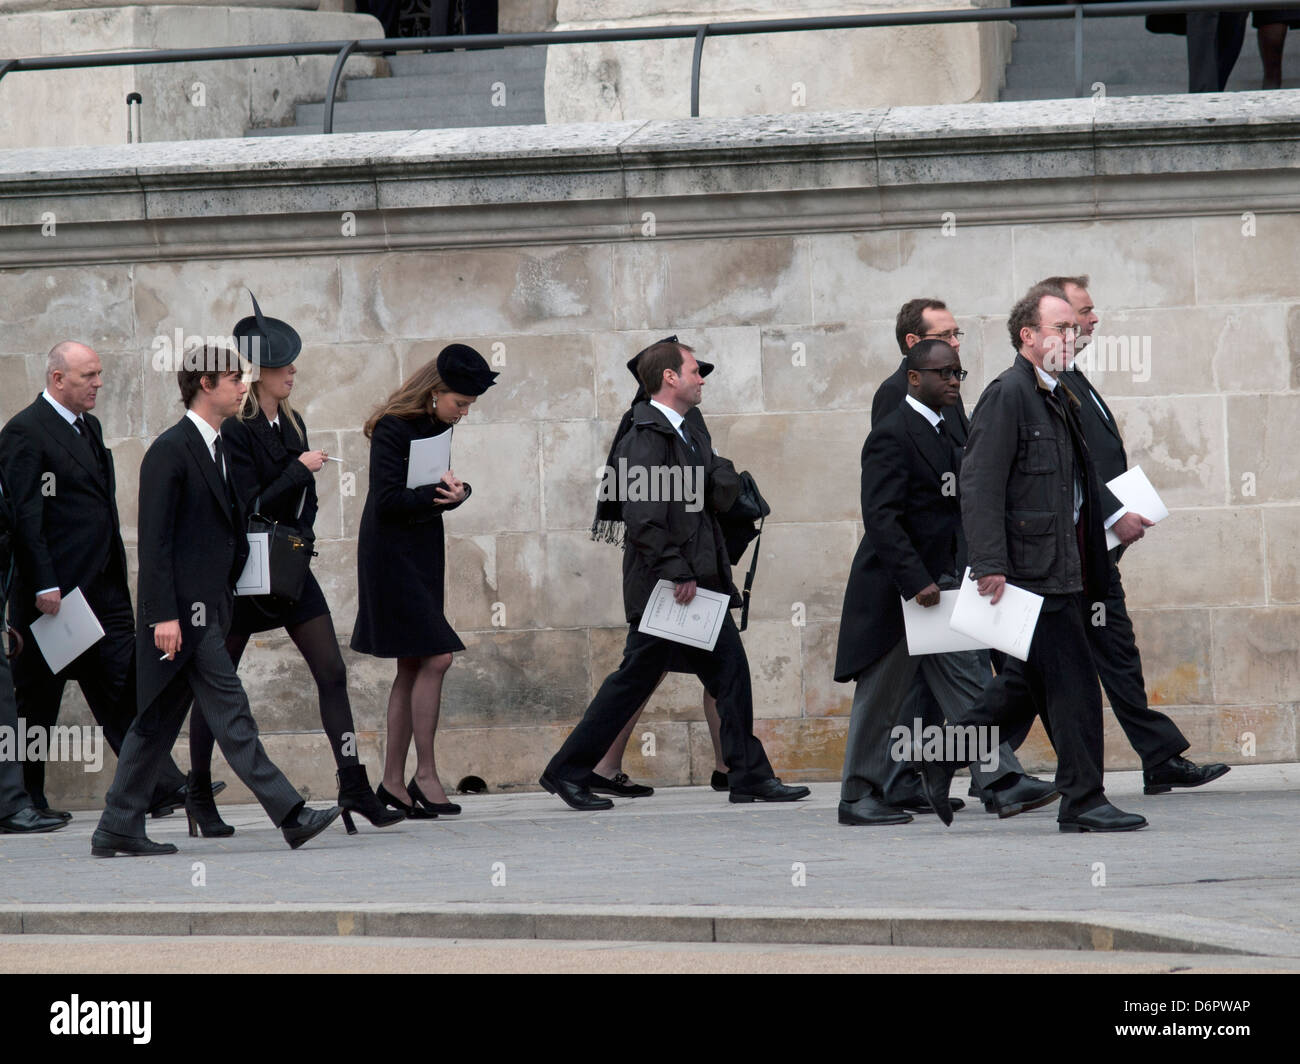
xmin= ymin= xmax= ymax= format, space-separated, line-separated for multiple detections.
xmin=904 ymin=393 xmax=944 ymax=432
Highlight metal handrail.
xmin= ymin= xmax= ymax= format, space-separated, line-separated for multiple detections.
xmin=0 ymin=2 xmax=1278 ymax=136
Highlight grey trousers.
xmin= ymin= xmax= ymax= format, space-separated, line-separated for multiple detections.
xmin=98 ymin=624 xmax=301 ymax=837
xmin=840 ymin=637 xmax=1022 ymax=805
xmin=0 ymin=648 xmax=36 ymax=820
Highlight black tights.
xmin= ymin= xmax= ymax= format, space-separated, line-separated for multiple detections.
xmin=189 ymin=613 xmax=359 ymax=774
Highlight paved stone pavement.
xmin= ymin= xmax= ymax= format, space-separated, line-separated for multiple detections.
xmin=1 ymin=764 xmax=1295 ymax=957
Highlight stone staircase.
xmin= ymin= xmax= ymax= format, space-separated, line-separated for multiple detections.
xmin=247 ymin=45 xmax=546 ymax=137
xmin=1001 ymin=15 xmax=1300 ymax=101
xmin=246 ymin=19 xmax=1300 ymax=136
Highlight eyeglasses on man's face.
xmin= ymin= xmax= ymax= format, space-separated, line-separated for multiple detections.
xmin=916 ymin=366 xmax=968 ymax=381
xmin=1037 ymin=322 xmax=1080 ymax=337
xmin=921 ymin=329 xmax=964 ymax=342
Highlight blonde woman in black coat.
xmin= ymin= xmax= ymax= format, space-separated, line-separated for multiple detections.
xmin=352 ymin=345 xmax=496 ymax=819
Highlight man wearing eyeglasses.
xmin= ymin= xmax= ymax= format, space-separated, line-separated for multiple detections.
xmin=917 ymin=285 xmax=1148 ymax=832
xmin=1038 ymin=275 xmax=1230 ymax=797
xmin=873 ymin=299 xmax=969 ymax=441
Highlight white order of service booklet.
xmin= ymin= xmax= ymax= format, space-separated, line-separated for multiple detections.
xmin=901 ymin=590 xmax=990 ymax=655
xmin=407 ymin=431 xmax=453 ymax=490
xmin=30 ymin=587 xmax=106 ymax=674
xmin=638 ymin=579 xmax=729 ymax=652
xmin=948 ymin=567 xmax=1044 ymax=662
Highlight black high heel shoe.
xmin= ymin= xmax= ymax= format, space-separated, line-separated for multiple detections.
xmin=408 ymin=777 xmax=460 ymax=816
xmin=337 ymin=766 xmax=405 ymax=834
xmin=184 ymin=770 xmax=233 ymax=838
xmin=378 ymin=782 xmax=436 ymax=820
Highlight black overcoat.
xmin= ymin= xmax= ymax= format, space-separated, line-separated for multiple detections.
xmin=135 ymin=416 xmax=249 ymax=711
xmin=0 ymin=396 xmax=129 ymax=627
xmin=350 ymin=413 xmax=470 ymax=658
xmin=833 ymin=401 xmax=966 ymax=683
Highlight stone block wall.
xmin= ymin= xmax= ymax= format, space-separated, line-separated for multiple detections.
xmin=1 ymin=95 xmax=1297 ymax=807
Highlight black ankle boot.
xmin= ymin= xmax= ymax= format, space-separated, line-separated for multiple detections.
xmin=337 ymin=765 xmax=405 ymax=834
xmin=185 ymin=770 xmax=233 ymax=838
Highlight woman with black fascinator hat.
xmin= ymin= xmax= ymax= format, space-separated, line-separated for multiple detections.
xmin=352 ymin=345 xmax=497 ymax=819
xmin=182 ymin=294 xmax=403 ymax=838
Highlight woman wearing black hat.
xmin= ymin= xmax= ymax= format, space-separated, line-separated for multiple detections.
xmin=183 ymin=295 xmax=402 ymax=838
xmin=352 ymin=345 xmax=496 ymax=819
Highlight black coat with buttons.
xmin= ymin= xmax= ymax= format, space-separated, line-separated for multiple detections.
xmin=960 ymin=355 xmax=1110 ymax=602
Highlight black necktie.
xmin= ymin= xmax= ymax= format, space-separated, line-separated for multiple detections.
xmin=936 ymin=418 xmax=961 ymax=470
xmin=680 ymin=423 xmax=698 ymax=454
xmin=213 ymin=437 xmax=237 ymax=513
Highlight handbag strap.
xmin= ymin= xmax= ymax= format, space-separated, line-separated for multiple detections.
xmin=738 ymin=515 xmax=764 ymax=633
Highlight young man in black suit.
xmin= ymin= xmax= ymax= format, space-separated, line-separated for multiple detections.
xmin=0 ymin=341 xmax=190 ymax=820
xmin=540 ymin=341 xmax=808 ymax=810
xmin=0 ymin=466 xmax=66 ymax=834
xmin=92 ymin=349 xmax=340 ymax=856
xmin=834 ymin=340 xmax=1055 ymax=826
xmin=1040 ymin=275 xmax=1229 ymax=795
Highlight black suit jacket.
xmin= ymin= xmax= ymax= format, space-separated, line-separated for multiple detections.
xmin=0 ymin=468 xmax=15 ymax=615
xmin=221 ymin=409 xmax=318 ymax=533
xmin=872 ymin=357 xmax=970 ymax=442
xmin=0 ymin=396 xmax=128 ymax=626
xmin=135 ymin=416 xmax=248 ymax=710
xmin=1060 ymin=366 xmax=1127 ymax=517
xmin=834 ymin=401 xmax=966 ymax=682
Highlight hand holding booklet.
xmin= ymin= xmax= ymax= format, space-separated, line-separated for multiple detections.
xmin=30 ymin=587 xmax=105 ymax=674
xmin=948 ymin=567 xmax=1043 ymax=662
xmin=1104 ymin=465 xmax=1169 ymax=549
xmin=638 ymin=579 xmax=729 ymax=651
xmin=901 ymin=590 xmax=990 ymax=655
xmin=407 ymin=431 xmax=453 ymax=490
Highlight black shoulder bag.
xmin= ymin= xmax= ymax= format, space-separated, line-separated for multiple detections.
xmin=716 ymin=471 xmax=770 ymax=632
xmin=247 ymin=495 xmax=317 ymax=603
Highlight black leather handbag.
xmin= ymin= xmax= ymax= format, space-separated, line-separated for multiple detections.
xmin=247 ymin=498 xmax=316 ymax=603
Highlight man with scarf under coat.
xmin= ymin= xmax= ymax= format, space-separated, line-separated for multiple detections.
xmin=542 ymin=340 xmax=808 ymax=810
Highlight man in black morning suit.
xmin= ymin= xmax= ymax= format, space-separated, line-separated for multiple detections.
xmin=0 ymin=464 xmax=66 ymax=834
xmin=834 ymin=340 xmax=1055 ymax=825
xmin=1042 ymin=275 xmax=1229 ymax=795
xmin=92 ymin=348 xmax=339 ymax=856
xmin=0 ymin=342 xmax=189 ymax=820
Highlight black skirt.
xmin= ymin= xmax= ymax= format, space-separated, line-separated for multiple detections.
xmin=233 ymin=568 xmax=330 ymax=635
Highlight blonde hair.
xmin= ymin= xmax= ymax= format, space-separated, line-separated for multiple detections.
xmin=364 ymin=359 xmax=448 ymax=438
xmin=239 ymin=382 xmax=305 ymax=444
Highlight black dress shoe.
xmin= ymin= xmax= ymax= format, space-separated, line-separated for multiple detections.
xmin=728 ymin=777 xmax=810 ymax=803
xmin=37 ymin=807 xmax=72 ymax=822
xmin=0 ymin=807 xmax=67 ymax=834
xmin=710 ymin=770 xmax=729 ymax=792
xmin=894 ymin=795 xmax=965 ymax=815
xmin=281 ymin=805 xmax=343 ymax=850
xmin=915 ymin=760 xmax=957 ymax=826
xmin=539 ymin=771 xmax=613 ymax=811
xmin=1143 ymin=756 xmax=1230 ymax=795
xmin=588 ymin=771 xmax=654 ymax=798
xmin=90 ymin=829 xmax=178 ymax=857
xmin=377 ymin=783 xmax=436 ymax=820
xmin=1058 ymin=803 xmax=1148 ymax=833
xmin=408 ymin=777 xmax=460 ymax=816
xmin=983 ymin=775 xmax=1060 ymax=818
xmin=838 ymin=797 xmax=912 ymax=826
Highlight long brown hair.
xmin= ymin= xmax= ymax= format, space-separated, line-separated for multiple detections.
xmin=239 ymin=381 xmax=305 ymax=444
xmin=364 ymin=358 xmax=447 ymax=438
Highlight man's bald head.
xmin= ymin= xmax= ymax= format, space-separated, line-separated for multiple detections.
xmin=45 ymin=341 xmax=103 ymax=414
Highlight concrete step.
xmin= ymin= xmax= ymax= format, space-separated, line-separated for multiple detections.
xmin=342 ymin=73 xmax=542 ymax=102
xmin=294 ymin=94 xmax=545 ymax=127
xmin=386 ymin=46 xmax=547 ymax=78
xmin=251 ymin=110 xmax=547 ymax=136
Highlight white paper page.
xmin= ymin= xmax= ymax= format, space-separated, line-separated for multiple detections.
xmin=637 ymin=579 xmax=729 ymax=651
xmin=407 ymin=431 xmax=453 ymax=490
xmin=234 ymin=532 xmax=272 ymax=596
xmin=948 ymin=567 xmax=1043 ymax=662
xmin=30 ymin=587 xmax=105 ymax=674
xmin=901 ymin=591 xmax=990 ymax=655
xmin=1104 ymin=465 xmax=1170 ymax=549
